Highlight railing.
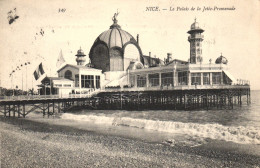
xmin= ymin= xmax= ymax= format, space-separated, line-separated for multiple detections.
xmin=0 ymin=89 xmax=101 ymax=101
xmin=104 ymin=84 xmax=250 ymax=92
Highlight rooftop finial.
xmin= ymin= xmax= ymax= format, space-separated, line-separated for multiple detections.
xmin=112 ymin=9 xmax=119 ymax=24
xmin=194 ymin=17 xmax=197 ymax=22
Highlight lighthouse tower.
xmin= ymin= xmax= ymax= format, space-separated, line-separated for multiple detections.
xmin=187 ymin=18 xmax=204 ymax=64
xmin=75 ymin=47 xmax=86 ymax=65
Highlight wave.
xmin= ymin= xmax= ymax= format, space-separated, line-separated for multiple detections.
xmin=61 ymin=113 xmax=260 ymax=145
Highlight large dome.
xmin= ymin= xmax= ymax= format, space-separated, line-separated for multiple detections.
xmin=89 ymin=13 xmax=143 ymax=72
xmin=97 ymin=27 xmax=134 ymax=49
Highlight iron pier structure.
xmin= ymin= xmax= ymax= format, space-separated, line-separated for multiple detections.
xmin=0 ymin=86 xmax=250 ymax=118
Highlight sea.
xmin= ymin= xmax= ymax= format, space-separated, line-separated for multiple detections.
xmin=31 ymin=90 xmax=260 ymax=148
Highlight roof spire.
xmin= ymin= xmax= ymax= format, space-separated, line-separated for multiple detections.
xmin=112 ymin=9 xmax=119 ymax=24
xmin=110 ymin=9 xmax=121 ymax=29
xmin=194 ymin=17 xmax=197 ymax=22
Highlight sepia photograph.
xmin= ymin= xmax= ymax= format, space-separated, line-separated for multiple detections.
xmin=0 ymin=0 xmax=260 ymax=167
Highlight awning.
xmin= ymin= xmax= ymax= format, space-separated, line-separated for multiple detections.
xmin=106 ymin=75 xmax=128 ymax=87
xmin=223 ymin=70 xmax=236 ymax=83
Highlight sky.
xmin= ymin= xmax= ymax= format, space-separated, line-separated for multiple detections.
xmin=0 ymin=0 xmax=260 ymax=90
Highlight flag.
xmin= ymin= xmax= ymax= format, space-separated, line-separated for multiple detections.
xmin=56 ymin=50 xmax=65 ymax=68
xmin=33 ymin=63 xmax=45 ymax=80
xmin=34 ymin=71 xmax=39 ymax=80
xmin=39 ymin=63 xmax=44 ymax=74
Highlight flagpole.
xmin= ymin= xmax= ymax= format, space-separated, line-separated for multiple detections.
xmin=26 ymin=64 xmax=27 ymax=94
xmin=11 ymin=66 xmax=14 ymax=96
xmin=22 ymin=68 xmax=24 ymax=94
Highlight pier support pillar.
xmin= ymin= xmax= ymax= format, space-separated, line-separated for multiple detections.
xmin=43 ymin=103 xmax=45 ymax=117
xmin=13 ymin=105 xmax=15 ymax=117
xmin=53 ymin=101 xmax=55 ymax=116
xmin=47 ymin=103 xmax=50 ymax=118
xmin=4 ymin=105 xmax=6 ymax=117
xmin=18 ymin=105 xmax=20 ymax=118
xmin=23 ymin=104 xmax=26 ymax=118
xmin=8 ymin=105 xmax=10 ymax=117
xmin=58 ymin=102 xmax=60 ymax=113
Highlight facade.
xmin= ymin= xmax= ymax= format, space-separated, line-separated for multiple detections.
xmin=57 ymin=64 xmax=103 ymax=94
xmin=39 ymin=62 xmax=102 ymax=96
xmin=39 ymin=15 xmax=246 ymax=96
xmin=127 ymin=60 xmax=235 ymax=90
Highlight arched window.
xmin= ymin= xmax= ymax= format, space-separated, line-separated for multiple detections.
xmin=124 ymin=44 xmax=141 ymax=71
xmin=110 ymin=49 xmax=123 ymax=71
xmin=65 ymin=70 xmax=72 ymax=79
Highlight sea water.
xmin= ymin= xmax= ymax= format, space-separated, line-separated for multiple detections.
xmin=56 ymin=90 xmax=260 ymax=146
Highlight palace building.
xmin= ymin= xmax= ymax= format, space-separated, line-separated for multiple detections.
xmin=39 ymin=14 xmax=240 ymax=97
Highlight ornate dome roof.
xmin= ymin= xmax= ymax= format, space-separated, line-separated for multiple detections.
xmin=188 ymin=18 xmax=204 ymax=34
xmin=94 ymin=12 xmax=136 ymax=49
xmin=97 ymin=28 xmax=134 ymax=49
xmin=215 ymin=53 xmax=228 ymax=64
xmin=76 ymin=47 xmax=86 ymax=56
xmin=191 ymin=19 xmax=200 ymax=29
xmin=89 ymin=11 xmax=144 ymax=72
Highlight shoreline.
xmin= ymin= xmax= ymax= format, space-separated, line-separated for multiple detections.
xmin=1 ymin=116 xmax=260 ymax=167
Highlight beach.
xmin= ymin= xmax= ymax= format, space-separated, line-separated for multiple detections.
xmin=1 ymin=116 xmax=259 ymax=168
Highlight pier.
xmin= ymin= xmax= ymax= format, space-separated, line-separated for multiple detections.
xmin=0 ymin=85 xmax=250 ymax=118
xmin=0 ymin=93 xmax=99 ymax=118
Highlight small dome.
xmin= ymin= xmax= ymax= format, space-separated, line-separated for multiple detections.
xmin=191 ymin=21 xmax=200 ymax=30
xmin=76 ymin=47 xmax=86 ymax=56
xmin=187 ymin=18 xmax=204 ymax=34
xmin=215 ymin=54 xmax=228 ymax=64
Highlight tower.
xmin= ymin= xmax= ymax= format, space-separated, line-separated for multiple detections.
xmin=187 ymin=18 xmax=204 ymax=64
xmin=75 ymin=47 xmax=86 ymax=65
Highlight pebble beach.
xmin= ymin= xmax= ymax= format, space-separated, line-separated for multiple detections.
xmin=1 ymin=116 xmax=260 ymax=168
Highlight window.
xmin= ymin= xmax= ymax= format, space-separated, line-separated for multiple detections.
xmin=203 ymin=73 xmax=210 ymax=85
xmin=178 ymin=72 xmax=188 ymax=85
xmin=161 ymin=72 xmax=173 ymax=86
xmin=190 ymin=57 xmax=196 ymax=63
xmin=96 ymin=76 xmax=100 ymax=89
xmin=129 ymin=75 xmax=135 ymax=87
xmin=63 ymin=84 xmax=71 ymax=87
xmin=54 ymin=84 xmax=62 ymax=87
xmin=212 ymin=72 xmax=221 ymax=84
xmin=81 ymin=75 xmax=94 ymax=88
xmin=148 ymin=74 xmax=159 ymax=87
xmin=137 ymin=75 xmax=146 ymax=87
xmin=197 ymin=48 xmax=200 ymax=54
xmin=65 ymin=70 xmax=72 ymax=79
xmin=191 ymin=73 xmax=201 ymax=85
xmin=75 ymin=75 xmax=79 ymax=87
